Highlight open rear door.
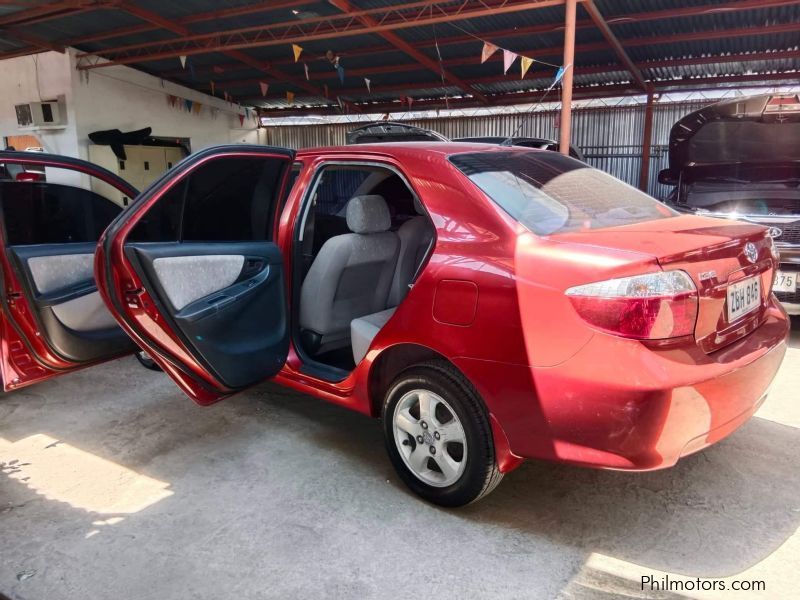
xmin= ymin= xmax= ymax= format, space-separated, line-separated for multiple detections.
xmin=96 ymin=145 xmax=296 ymax=405
xmin=0 ymin=151 xmax=138 ymax=391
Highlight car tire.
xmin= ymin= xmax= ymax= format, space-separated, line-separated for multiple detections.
xmin=135 ymin=349 xmax=162 ymax=372
xmin=382 ymin=361 xmax=503 ymax=507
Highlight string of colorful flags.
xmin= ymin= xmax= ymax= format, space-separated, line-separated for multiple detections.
xmin=164 ymin=93 xmax=259 ymax=127
xmin=172 ymin=32 xmax=566 ymax=116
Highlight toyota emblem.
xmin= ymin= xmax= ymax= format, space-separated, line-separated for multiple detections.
xmin=744 ymin=242 xmax=758 ymax=264
xmin=767 ymin=226 xmax=783 ymax=239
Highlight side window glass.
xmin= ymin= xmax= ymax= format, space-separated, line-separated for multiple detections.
xmin=128 ymin=155 xmax=288 ymax=243
xmin=314 ymin=168 xmax=371 ymax=217
xmin=0 ymin=166 xmax=124 ymax=245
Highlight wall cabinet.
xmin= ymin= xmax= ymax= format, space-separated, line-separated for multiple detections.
xmin=88 ymin=144 xmax=184 ymax=206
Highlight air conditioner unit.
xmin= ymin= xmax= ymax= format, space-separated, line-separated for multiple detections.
xmin=14 ymin=101 xmax=65 ymax=129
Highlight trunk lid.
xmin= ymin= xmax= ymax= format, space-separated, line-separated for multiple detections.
xmin=553 ymin=215 xmax=777 ymax=352
xmin=663 ymin=94 xmax=800 ymax=179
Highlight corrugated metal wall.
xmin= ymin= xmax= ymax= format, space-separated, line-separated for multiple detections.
xmin=261 ymin=100 xmax=708 ymax=198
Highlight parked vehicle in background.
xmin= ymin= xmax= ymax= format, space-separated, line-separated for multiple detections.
xmin=345 ymin=125 xmax=589 ymax=162
xmin=454 ymin=136 xmax=586 ymax=161
xmin=0 ymin=145 xmax=788 ymax=506
xmin=660 ymin=94 xmax=800 ymax=314
xmin=346 ymin=121 xmax=448 ymax=144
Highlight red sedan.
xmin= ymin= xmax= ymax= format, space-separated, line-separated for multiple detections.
xmin=0 ymin=144 xmax=789 ymax=506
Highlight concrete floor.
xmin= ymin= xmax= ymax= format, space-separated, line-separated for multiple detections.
xmin=1 ymin=321 xmax=798 ymax=600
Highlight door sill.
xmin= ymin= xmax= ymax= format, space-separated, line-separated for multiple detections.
xmin=298 ymin=360 xmax=351 ymax=383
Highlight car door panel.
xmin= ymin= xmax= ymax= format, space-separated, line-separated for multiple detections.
xmin=124 ymin=241 xmax=287 ymax=389
xmin=7 ymin=243 xmax=135 ymax=362
xmin=0 ymin=152 xmax=140 ymax=390
xmin=96 ymin=145 xmax=296 ymax=403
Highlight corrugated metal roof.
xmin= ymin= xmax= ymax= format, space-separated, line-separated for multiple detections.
xmin=1 ymin=0 xmax=798 ymax=113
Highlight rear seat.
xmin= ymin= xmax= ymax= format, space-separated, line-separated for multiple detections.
xmin=349 ymin=214 xmax=434 ymax=364
xmin=351 ymin=308 xmax=397 ymax=363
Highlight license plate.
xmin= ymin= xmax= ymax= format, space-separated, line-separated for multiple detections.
xmin=727 ymin=276 xmax=761 ymax=322
xmin=774 ymin=270 xmax=798 ymax=293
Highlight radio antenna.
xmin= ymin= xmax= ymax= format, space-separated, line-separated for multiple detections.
xmin=501 ymin=64 xmax=571 ymax=146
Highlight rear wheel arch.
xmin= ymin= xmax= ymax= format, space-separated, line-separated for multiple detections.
xmin=368 ymin=344 xmax=450 ymax=417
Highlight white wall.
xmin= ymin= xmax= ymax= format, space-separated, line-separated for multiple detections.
xmin=68 ymin=49 xmax=256 ymax=159
xmin=1 ymin=49 xmax=259 ymax=176
xmin=0 ymin=52 xmax=80 ymax=158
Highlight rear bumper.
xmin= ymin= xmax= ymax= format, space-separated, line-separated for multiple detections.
xmin=458 ymin=298 xmax=790 ymax=471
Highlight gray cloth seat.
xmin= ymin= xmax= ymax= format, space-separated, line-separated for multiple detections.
xmin=351 ymin=214 xmax=433 ymax=364
xmin=300 ymin=195 xmax=399 ymax=354
xmin=388 ymin=215 xmax=434 ymax=306
xmin=351 ymin=307 xmax=397 ymax=364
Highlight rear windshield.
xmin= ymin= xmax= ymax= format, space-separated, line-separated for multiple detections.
xmin=450 ymin=151 xmax=674 ymax=235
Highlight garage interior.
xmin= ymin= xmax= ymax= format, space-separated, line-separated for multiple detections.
xmin=1 ymin=1 xmax=800 ymax=599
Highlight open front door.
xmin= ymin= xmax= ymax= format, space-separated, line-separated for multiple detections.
xmin=97 ymin=145 xmax=296 ymax=405
xmin=0 ymin=152 xmax=139 ymax=391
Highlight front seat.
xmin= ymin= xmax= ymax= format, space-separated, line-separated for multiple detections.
xmin=300 ymin=195 xmax=399 ymax=355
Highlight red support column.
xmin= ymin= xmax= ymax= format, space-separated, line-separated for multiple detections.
xmin=559 ymin=0 xmax=577 ymax=155
xmin=639 ymin=85 xmax=655 ymax=191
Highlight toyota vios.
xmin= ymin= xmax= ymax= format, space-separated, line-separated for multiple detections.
xmin=0 ymin=145 xmax=788 ymax=506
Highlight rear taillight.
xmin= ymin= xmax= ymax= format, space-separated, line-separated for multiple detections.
xmin=566 ymin=270 xmax=698 ymax=339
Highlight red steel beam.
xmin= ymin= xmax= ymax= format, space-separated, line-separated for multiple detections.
xmin=157 ymin=22 xmax=800 ymax=83
xmin=638 ymin=84 xmax=655 ymax=191
xmin=582 ymin=0 xmax=646 ymax=91
xmin=559 ymin=0 xmax=577 ymax=155
xmin=65 ymin=0 xmax=800 ymax=59
xmin=258 ymin=84 xmax=643 ymax=117
xmin=0 ymin=26 xmax=66 ymax=53
xmin=257 ymin=70 xmax=800 ymax=117
xmin=75 ymin=0 xmax=574 ymax=67
xmin=64 ymin=0 xmax=316 ymax=46
xmin=75 ymin=0 xmax=800 ymax=67
xmin=226 ymin=49 xmax=800 ymax=102
xmin=328 ymin=0 xmax=488 ymax=103
xmin=0 ymin=0 xmax=98 ymax=27
xmin=116 ymin=3 xmax=331 ymax=101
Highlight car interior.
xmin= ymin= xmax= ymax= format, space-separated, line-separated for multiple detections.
xmin=294 ymin=164 xmax=434 ymax=376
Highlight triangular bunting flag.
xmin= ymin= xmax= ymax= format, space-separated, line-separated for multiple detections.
xmin=407 ymin=96 xmax=413 ymax=108
xmin=554 ymin=65 xmax=566 ymax=84
xmin=210 ymin=80 xmax=215 ymax=96
xmin=193 ymin=102 xmax=202 ymax=115
xmin=259 ymin=81 xmax=269 ymax=96
xmin=481 ymin=42 xmax=498 ymax=63
xmin=179 ymin=55 xmax=187 ymax=69
xmin=364 ymin=78 xmax=371 ymax=93
xmin=239 ymin=114 xmax=245 ymax=126
xmin=503 ymin=49 xmax=518 ymax=74
xmin=399 ymin=94 xmax=406 ymax=105
xmin=184 ymin=99 xmax=193 ymax=112
xmin=304 ymin=63 xmax=310 ymax=81
xmin=286 ymin=91 xmax=295 ymax=105
xmin=520 ymin=56 xmax=534 ymax=79
xmin=337 ymin=64 xmax=345 ymax=84
xmin=292 ymin=44 xmax=303 ymax=62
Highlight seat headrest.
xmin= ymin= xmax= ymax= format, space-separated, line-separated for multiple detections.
xmin=346 ymin=195 xmax=391 ymax=234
